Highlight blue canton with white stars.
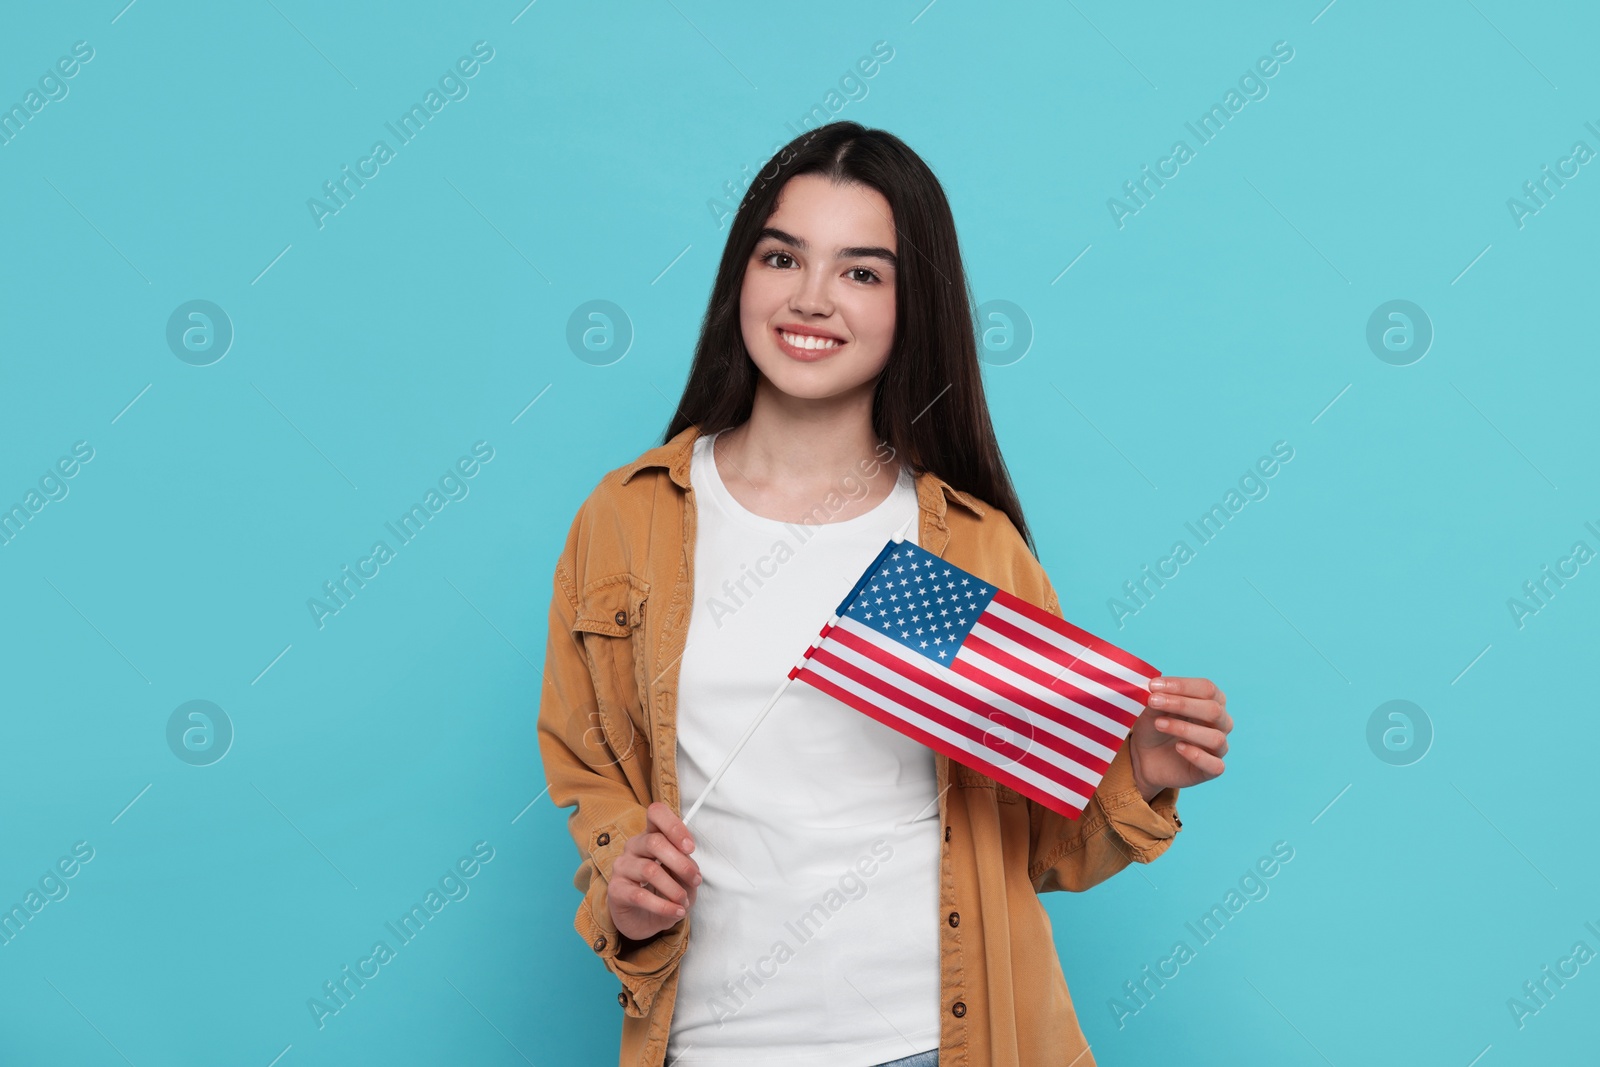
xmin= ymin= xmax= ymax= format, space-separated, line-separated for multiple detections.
xmin=838 ymin=541 xmax=998 ymax=665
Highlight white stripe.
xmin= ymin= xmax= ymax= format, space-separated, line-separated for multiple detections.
xmin=825 ymin=618 xmax=1109 ymax=787
xmin=985 ymin=597 xmax=1152 ymax=688
xmin=835 ymin=613 xmax=1132 ymax=759
xmin=968 ymin=616 xmax=1146 ymax=717
xmin=955 ymin=640 xmax=1127 ymax=754
xmin=802 ymin=651 xmax=1093 ymax=809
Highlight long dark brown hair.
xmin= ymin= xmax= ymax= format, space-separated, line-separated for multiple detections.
xmin=663 ymin=121 xmax=1037 ymax=557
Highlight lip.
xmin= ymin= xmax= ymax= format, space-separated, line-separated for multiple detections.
xmin=776 ymin=322 xmax=845 ymax=340
xmin=773 ymin=325 xmax=847 ymax=361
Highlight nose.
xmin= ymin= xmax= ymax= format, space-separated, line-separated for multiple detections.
xmin=789 ymin=266 xmax=834 ymax=317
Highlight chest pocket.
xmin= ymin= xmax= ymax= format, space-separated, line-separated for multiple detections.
xmin=571 ymin=572 xmax=651 ymax=763
xmin=950 ymin=760 xmax=1026 ymax=804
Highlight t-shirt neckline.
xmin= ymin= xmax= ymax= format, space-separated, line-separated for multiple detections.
xmin=694 ymin=429 xmax=914 ymax=535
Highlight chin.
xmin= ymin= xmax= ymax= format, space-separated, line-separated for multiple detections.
xmin=755 ymin=359 xmax=873 ymax=402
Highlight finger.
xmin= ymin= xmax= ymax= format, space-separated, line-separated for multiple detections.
xmin=648 ymin=801 xmax=697 ymax=855
xmin=636 ymin=856 xmax=690 ymax=908
xmin=1151 ymin=716 xmax=1228 ymax=756
xmin=1174 ymin=740 xmax=1225 ymax=776
xmin=1151 ymin=677 xmax=1219 ymax=701
xmin=1147 ymin=692 xmax=1225 ymax=725
xmin=615 ymin=852 xmax=691 ymax=907
xmin=615 ymin=874 xmax=687 ymax=919
xmin=639 ymin=829 xmax=702 ymax=889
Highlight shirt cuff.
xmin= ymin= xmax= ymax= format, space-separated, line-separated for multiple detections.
xmin=576 ymin=864 xmax=690 ymax=1017
xmin=1097 ymin=744 xmax=1184 ymax=863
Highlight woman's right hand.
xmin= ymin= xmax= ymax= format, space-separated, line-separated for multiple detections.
xmin=607 ymin=801 xmax=702 ymax=943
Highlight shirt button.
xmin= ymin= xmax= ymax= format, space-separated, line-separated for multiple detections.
xmin=597 ymin=832 xmax=611 ymax=846
xmin=952 ymin=1001 xmax=967 ymax=1018
xmin=948 ymin=911 xmax=960 ymax=928
xmin=617 ymin=991 xmax=628 ymax=1007
xmin=614 ymin=610 xmax=628 ymax=626
xmin=593 ymin=934 xmax=608 ymax=952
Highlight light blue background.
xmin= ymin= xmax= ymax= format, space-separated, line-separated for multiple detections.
xmin=2 ymin=1 xmax=1595 ymax=1064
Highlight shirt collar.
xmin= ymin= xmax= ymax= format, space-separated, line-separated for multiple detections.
xmin=617 ymin=424 xmax=988 ymax=522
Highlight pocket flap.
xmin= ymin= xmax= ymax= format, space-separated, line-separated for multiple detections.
xmin=573 ymin=572 xmax=650 ymax=636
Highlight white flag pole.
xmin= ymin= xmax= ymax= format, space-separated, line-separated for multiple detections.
xmin=681 ymin=515 xmax=917 ymax=828
xmin=683 ymin=670 xmax=798 ymax=827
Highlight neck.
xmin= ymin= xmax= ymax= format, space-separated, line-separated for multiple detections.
xmin=715 ymin=377 xmax=897 ymax=492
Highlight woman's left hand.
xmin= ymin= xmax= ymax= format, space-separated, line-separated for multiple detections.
xmin=1128 ymin=676 xmax=1231 ymax=797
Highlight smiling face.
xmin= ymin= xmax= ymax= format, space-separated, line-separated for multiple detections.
xmin=738 ymin=173 xmax=899 ymax=404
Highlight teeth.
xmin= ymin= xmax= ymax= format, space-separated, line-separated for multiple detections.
xmin=779 ymin=330 xmax=842 ymax=351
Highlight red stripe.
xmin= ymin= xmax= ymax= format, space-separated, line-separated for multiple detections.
xmin=829 ymin=627 xmax=1110 ymax=773
xmin=947 ymin=646 xmax=1124 ymax=752
xmin=991 ymin=588 xmax=1159 ymax=679
xmin=789 ymin=621 xmax=836 ymax=678
xmin=961 ymin=626 xmax=1141 ymax=730
xmin=975 ymin=610 xmax=1150 ymax=707
xmin=794 ymin=662 xmax=1090 ymax=820
xmin=944 ymin=654 xmax=1116 ymax=774
xmin=927 ymin=651 xmax=1115 ymax=777
xmin=831 ymin=625 xmax=1118 ymax=762
xmin=814 ymin=633 xmax=1100 ymax=803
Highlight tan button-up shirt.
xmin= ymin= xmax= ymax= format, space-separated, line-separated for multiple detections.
xmin=536 ymin=424 xmax=1184 ymax=1066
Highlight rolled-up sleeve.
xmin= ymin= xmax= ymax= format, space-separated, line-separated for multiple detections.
xmin=1028 ymin=742 xmax=1183 ymax=893
xmin=1022 ymin=569 xmax=1184 ymax=893
xmin=536 ymin=546 xmax=689 ymax=1017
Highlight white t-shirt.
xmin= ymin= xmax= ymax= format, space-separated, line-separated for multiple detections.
xmin=665 ymin=429 xmax=942 ymax=1066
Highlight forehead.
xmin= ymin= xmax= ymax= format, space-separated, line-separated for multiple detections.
xmin=766 ymin=174 xmax=896 ymax=252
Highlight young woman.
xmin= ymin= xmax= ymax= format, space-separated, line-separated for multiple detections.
xmin=537 ymin=121 xmax=1232 ymax=1067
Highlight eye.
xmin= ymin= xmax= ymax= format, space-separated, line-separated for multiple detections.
xmin=759 ymin=249 xmax=796 ymax=269
xmin=847 ymin=267 xmax=882 ymax=284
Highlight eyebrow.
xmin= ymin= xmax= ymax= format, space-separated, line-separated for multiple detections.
xmin=757 ymin=226 xmax=898 ymax=268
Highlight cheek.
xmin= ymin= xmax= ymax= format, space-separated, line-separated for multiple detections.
xmin=846 ymin=290 xmax=896 ymax=350
xmin=740 ymin=298 xmax=772 ymax=356
xmin=740 ymin=267 xmax=784 ymax=311
xmin=739 ymin=272 xmax=782 ymax=334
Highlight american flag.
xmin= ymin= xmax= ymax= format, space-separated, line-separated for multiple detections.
xmin=787 ymin=537 xmax=1159 ymax=820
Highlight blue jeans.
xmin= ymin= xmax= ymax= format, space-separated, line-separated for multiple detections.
xmin=870 ymin=1050 xmax=938 ymax=1067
